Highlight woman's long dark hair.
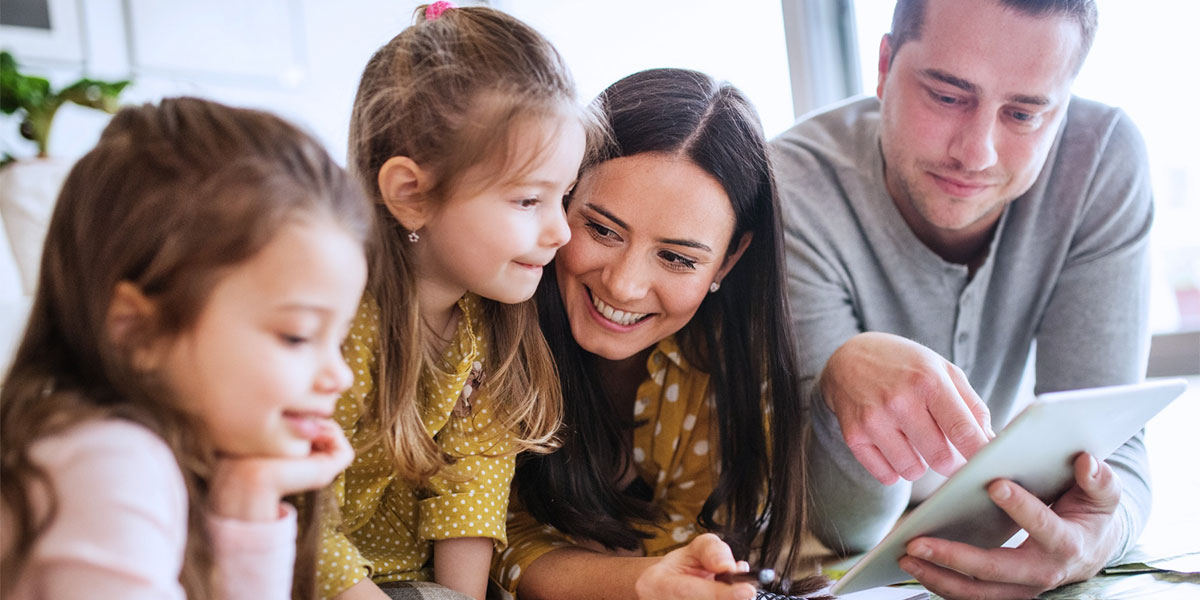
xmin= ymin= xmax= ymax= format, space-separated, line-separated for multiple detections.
xmin=515 ymin=68 xmax=817 ymax=587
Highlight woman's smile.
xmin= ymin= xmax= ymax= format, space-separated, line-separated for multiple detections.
xmin=587 ymin=286 xmax=652 ymax=329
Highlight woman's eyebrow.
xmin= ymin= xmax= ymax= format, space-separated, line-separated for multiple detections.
xmin=659 ymin=237 xmax=712 ymax=253
xmin=585 ymin=202 xmax=713 ymax=253
xmin=584 ymin=203 xmax=628 ymax=230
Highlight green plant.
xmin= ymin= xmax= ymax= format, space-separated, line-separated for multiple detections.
xmin=0 ymin=50 xmax=129 ymax=161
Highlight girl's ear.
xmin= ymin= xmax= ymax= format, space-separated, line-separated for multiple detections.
xmin=714 ymin=232 xmax=753 ymax=285
xmin=378 ymin=156 xmax=435 ymax=232
xmin=106 ymin=281 xmax=162 ymax=371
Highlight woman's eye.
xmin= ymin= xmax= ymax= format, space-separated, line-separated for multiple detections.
xmin=585 ymin=221 xmax=618 ymax=240
xmin=660 ymin=252 xmax=697 ymax=270
xmin=517 ymin=197 xmax=539 ymax=208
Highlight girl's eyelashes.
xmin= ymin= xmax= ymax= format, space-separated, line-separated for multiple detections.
xmin=659 ymin=251 xmax=697 ymax=271
xmin=516 ymin=196 xmax=539 ymax=208
xmin=278 ymin=332 xmax=310 ymax=346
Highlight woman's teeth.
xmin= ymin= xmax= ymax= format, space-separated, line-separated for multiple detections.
xmin=591 ymin=294 xmax=648 ymax=326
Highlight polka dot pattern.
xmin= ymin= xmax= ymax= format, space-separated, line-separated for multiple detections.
xmin=317 ymin=294 xmax=516 ymax=598
xmin=493 ymin=336 xmax=717 ymax=594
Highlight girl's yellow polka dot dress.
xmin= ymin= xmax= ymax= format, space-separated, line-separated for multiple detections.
xmin=316 ymin=293 xmax=515 ymax=598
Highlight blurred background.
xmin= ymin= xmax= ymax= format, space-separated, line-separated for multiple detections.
xmin=1 ymin=0 xmax=1196 ymax=344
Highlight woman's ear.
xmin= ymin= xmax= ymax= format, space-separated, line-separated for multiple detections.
xmin=378 ymin=156 xmax=434 ymax=232
xmin=715 ymin=232 xmax=753 ymax=285
xmin=106 ymin=281 xmax=161 ymax=371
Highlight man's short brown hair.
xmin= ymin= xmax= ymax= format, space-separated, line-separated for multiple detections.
xmin=887 ymin=0 xmax=1098 ymax=74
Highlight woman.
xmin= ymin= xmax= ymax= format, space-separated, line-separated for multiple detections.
xmin=496 ymin=68 xmax=823 ymax=599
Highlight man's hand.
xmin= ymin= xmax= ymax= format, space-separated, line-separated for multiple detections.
xmin=898 ymin=453 xmax=1125 ymax=599
xmin=634 ymin=533 xmax=756 ymax=600
xmin=821 ymin=332 xmax=994 ymax=484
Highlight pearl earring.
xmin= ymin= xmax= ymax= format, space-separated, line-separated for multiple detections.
xmin=709 ymin=281 xmax=720 ymax=293
xmin=407 ymin=231 xmax=420 ymax=243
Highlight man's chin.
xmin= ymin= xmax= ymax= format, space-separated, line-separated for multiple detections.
xmin=916 ymin=196 xmax=1006 ymax=232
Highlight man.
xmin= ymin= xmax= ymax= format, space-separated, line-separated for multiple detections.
xmin=771 ymin=0 xmax=1152 ymax=598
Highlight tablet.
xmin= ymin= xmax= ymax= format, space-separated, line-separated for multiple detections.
xmin=830 ymin=378 xmax=1188 ymax=596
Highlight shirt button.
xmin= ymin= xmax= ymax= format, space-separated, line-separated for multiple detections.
xmin=957 ymin=332 xmax=969 ymax=344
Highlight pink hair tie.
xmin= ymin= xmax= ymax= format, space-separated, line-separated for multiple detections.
xmin=426 ymin=1 xmax=456 ymax=20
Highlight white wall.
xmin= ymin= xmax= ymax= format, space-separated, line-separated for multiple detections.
xmin=1 ymin=0 xmax=424 ymax=165
xmin=1 ymin=1 xmax=796 ymax=165
xmin=496 ymin=0 xmax=795 ymax=138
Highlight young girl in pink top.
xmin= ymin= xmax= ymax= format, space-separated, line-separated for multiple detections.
xmin=0 ymin=97 xmax=371 ymax=599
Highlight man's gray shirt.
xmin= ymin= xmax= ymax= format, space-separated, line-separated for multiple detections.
xmin=771 ymin=96 xmax=1153 ymax=560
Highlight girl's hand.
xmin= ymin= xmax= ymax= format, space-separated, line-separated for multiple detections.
xmin=208 ymin=420 xmax=353 ymax=521
xmin=634 ymin=533 xmax=757 ymax=600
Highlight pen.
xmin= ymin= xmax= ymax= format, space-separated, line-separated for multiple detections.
xmin=715 ymin=567 xmax=776 ymax=587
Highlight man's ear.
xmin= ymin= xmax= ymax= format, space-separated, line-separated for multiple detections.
xmin=715 ymin=232 xmax=753 ymax=286
xmin=877 ymin=33 xmax=894 ymax=98
xmin=378 ymin=156 xmax=435 ymax=232
xmin=106 ymin=281 xmax=161 ymax=371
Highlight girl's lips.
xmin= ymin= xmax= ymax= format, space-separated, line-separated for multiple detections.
xmin=283 ymin=411 xmax=333 ymax=440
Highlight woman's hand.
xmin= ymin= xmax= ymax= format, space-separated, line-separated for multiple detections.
xmin=208 ymin=419 xmax=353 ymax=521
xmin=634 ymin=533 xmax=757 ymax=600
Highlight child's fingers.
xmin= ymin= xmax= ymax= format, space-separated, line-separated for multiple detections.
xmin=262 ymin=424 xmax=353 ymax=495
xmin=307 ymin=424 xmax=354 ymax=475
xmin=309 ymin=421 xmax=353 ymax=463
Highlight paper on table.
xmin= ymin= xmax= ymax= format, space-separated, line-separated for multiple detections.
xmin=1104 ymin=551 xmax=1200 ymax=575
xmin=756 ymin=583 xmax=928 ymax=599
xmin=833 ymin=585 xmax=929 ymax=600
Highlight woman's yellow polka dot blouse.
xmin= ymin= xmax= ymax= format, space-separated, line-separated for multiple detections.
xmin=493 ymin=336 xmax=716 ymax=594
xmin=317 ymin=293 xmax=515 ymax=598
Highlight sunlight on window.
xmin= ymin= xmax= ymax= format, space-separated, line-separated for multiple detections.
xmin=853 ymin=0 xmax=1200 ymax=333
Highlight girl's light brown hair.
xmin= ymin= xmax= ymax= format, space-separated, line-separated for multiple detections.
xmin=348 ymin=4 xmax=597 ymax=479
xmin=0 ymin=97 xmax=372 ymax=599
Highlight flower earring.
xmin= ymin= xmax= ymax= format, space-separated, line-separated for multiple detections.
xmin=408 ymin=231 xmax=420 ymax=243
xmin=709 ymin=281 xmax=720 ymax=293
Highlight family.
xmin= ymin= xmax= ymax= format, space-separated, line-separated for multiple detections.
xmin=0 ymin=1 xmax=1153 ymax=600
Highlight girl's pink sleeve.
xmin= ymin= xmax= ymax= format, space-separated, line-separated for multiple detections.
xmin=16 ymin=420 xmax=189 ymax=599
xmin=208 ymin=503 xmax=299 ymax=600
xmin=12 ymin=419 xmax=302 ymax=600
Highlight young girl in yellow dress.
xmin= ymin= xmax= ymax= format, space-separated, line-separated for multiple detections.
xmin=316 ymin=3 xmax=595 ymax=599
